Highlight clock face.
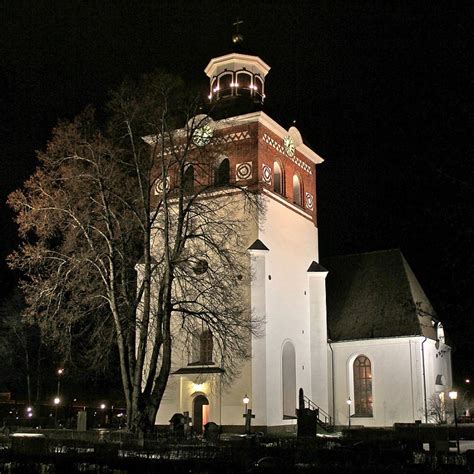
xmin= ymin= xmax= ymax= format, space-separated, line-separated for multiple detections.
xmin=284 ymin=135 xmax=295 ymax=157
xmin=193 ymin=125 xmax=213 ymax=147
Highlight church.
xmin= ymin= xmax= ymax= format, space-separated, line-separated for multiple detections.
xmin=152 ymin=39 xmax=452 ymax=432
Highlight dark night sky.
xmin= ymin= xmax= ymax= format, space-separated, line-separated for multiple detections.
xmin=0 ymin=1 xmax=472 ymax=380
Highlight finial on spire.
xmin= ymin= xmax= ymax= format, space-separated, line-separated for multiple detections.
xmin=232 ymin=18 xmax=244 ymax=44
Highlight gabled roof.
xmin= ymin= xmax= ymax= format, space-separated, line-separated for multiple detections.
xmin=307 ymin=261 xmax=327 ymax=273
xmin=322 ymin=249 xmax=438 ymax=342
xmin=248 ymin=239 xmax=269 ymax=251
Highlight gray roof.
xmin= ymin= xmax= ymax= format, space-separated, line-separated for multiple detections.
xmin=322 ymin=249 xmax=437 ymax=342
xmin=307 ymin=261 xmax=328 ymax=273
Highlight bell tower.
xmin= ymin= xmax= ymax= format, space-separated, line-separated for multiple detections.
xmin=154 ymin=28 xmax=329 ymax=432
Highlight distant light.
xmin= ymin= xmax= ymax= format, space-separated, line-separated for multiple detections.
xmin=26 ymin=406 xmax=32 ymax=413
xmin=346 ymin=397 xmax=352 ymax=406
xmin=243 ymin=394 xmax=250 ymax=405
xmin=54 ymin=397 xmax=60 ymax=405
xmin=57 ymin=368 xmax=64 ymax=375
xmin=100 ymin=404 xmax=106 ymax=410
xmin=465 ymin=379 xmax=471 ymax=384
xmin=28 ymin=413 xmax=33 ymax=418
xmin=208 ymin=94 xmax=212 ymax=99
xmin=449 ymin=391 xmax=458 ymax=400
xmin=192 ymin=383 xmax=204 ymax=392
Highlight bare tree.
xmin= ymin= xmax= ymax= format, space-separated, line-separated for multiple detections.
xmin=8 ymin=71 xmax=260 ymax=433
xmin=0 ymin=289 xmax=44 ymax=405
xmin=427 ymin=393 xmax=448 ymax=424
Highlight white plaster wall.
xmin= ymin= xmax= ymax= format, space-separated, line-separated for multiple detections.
xmin=332 ymin=337 xmax=429 ymax=427
xmin=155 ymin=191 xmax=323 ymax=430
xmin=257 ymin=194 xmax=319 ymax=426
xmin=422 ymin=338 xmax=453 ymax=407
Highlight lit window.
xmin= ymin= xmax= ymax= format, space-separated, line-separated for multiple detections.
xmin=293 ymin=174 xmax=302 ymax=206
xmin=274 ymin=162 xmax=283 ymax=195
xmin=353 ymin=355 xmax=373 ymax=416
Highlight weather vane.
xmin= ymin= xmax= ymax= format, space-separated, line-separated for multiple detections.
xmin=232 ymin=18 xmax=244 ymax=44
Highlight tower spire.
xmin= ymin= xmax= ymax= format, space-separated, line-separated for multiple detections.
xmin=232 ymin=18 xmax=244 ymax=45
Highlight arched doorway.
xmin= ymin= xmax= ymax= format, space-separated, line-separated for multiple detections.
xmin=193 ymin=395 xmax=209 ymax=433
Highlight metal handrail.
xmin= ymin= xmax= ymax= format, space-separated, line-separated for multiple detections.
xmin=303 ymin=395 xmax=333 ymax=427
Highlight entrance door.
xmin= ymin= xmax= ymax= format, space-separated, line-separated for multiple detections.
xmin=193 ymin=395 xmax=209 ymax=433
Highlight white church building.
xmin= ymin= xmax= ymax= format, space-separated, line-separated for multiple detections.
xmin=153 ymin=44 xmax=452 ymax=432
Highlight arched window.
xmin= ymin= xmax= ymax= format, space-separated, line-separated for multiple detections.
xmin=274 ymin=162 xmax=283 ymax=195
xmin=215 ymin=158 xmax=230 ymax=186
xmin=236 ymin=71 xmax=252 ymax=96
xmin=282 ymin=341 xmax=296 ymax=418
xmin=218 ymin=73 xmax=233 ymax=98
xmin=254 ymin=76 xmax=263 ymax=97
xmin=293 ymin=174 xmax=302 ymax=206
xmin=200 ymin=330 xmax=213 ymax=364
xmin=353 ymin=355 xmax=373 ymax=416
xmin=183 ymin=164 xmax=194 ymax=192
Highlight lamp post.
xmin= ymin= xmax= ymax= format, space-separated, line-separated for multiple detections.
xmin=243 ymin=394 xmax=251 ymax=434
xmin=56 ymin=368 xmax=64 ymax=398
xmin=448 ymin=390 xmax=460 ymax=454
xmin=54 ymin=396 xmax=60 ymax=428
xmin=243 ymin=394 xmax=249 ymax=415
xmin=346 ymin=397 xmax=352 ymax=430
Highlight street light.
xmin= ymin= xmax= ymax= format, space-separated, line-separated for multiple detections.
xmin=243 ymin=394 xmax=249 ymax=414
xmin=57 ymin=368 xmax=64 ymax=399
xmin=346 ymin=397 xmax=352 ymax=430
xmin=448 ymin=390 xmax=460 ymax=454
xmin=53 ymin=396 xmax=61 ymax=428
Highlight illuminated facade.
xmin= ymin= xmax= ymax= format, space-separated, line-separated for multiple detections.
xmin=152 ymin=47 xmax=452 ymax=432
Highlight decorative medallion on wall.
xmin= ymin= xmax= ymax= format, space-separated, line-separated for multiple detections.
xmin=305 ymin=192 xmax=314 ymax=210
xmin=154 ymin=177 xmax=170 ymax=195
xmin=283 ymin=135 xmax=295 ymax=157
xmin=192 ymin=124 xmax=214 ymax=147
xmin=262 ymin=164 xmax=272 ymax=185
xmin=236 ymin=162 xmax=253 ymax=181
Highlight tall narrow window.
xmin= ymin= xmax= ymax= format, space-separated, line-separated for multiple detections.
xmin=215 ymin=158 xmax=230 ymax=186
xmin=353 ymin=355 xmax=373 ymax=416
xmin=282 ymin=341 xmax=296 ymax=418
xmin=236 ymin=72 xmax=251 ymax=96
xmin=255 ymin=76 xmax=263 ymax=97
xmin=183 ymin=164 xmax=194 ymax=192
xmin=274 ymin=162 xmax=283 ymax=195
xmin=293 ymin=174 xmax=302 ymax=206
xmin=218 ymin=73 xmax=232 ymax=98
xmin=200 ymin=330 xmax=213 ymax=364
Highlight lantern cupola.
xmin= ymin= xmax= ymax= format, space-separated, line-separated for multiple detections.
xmin=204 ymin=52 xmax=270 ymax=106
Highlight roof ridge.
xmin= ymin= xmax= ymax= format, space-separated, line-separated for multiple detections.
xmin=323 ymin=248 xmax=402 ymax=260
